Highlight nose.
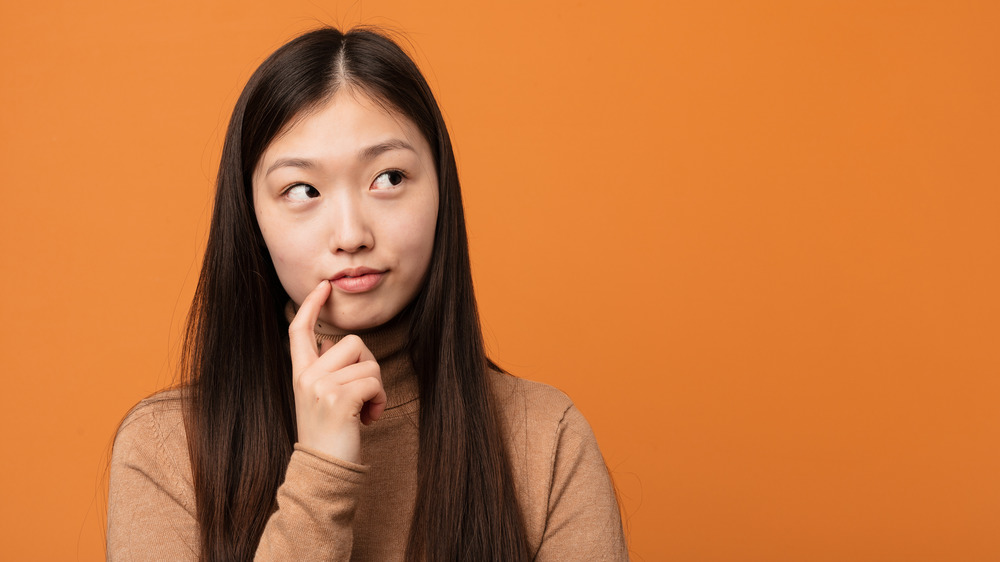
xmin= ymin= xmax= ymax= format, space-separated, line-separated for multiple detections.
xmin=325 ymin=191 xmax=374 ymax=253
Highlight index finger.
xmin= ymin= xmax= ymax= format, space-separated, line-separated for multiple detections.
xmin=288 ymin=280 xmax=332 ymax=371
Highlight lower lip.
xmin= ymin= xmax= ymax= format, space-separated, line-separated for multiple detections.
xmin=331 ymin=272 xmax=384 ymax=293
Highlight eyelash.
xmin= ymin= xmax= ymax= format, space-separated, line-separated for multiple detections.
xmin=281 ymin=183 xmax=320 ymax=201
xmin=372 ymin=169 xmax=407 ymax=190
xmin=279 ymin=169 xmax=408 ymax=201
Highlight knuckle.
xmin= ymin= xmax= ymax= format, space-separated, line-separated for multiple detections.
xmin=311 ymin=376 xmax=333 ymax=394
xmin=360 ymin=376 xmax=383 ymax=393
xmin=292 ymin=375 xmax=310 ymax=395
xmin=321 ymin=390 xmax=342 ymax=408
xmin=362 ymin=360 xmax=381 ymax=376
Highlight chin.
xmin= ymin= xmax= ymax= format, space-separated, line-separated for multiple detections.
xmin=322 ymin=309 xmax=395 ymax=334
xmin=335 ymin=319 xmax=380 ymax=332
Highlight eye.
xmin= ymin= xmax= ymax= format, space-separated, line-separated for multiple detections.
xmin=371 ymin=170 xmax=406 ymax=190
xmin=284 ymin=183 xmax=320 ymax=201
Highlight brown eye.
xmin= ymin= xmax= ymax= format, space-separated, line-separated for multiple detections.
xmin=285 ymin=184 xmax=320 ymax=201
xmin=372 ymin=170 xmax=405 ymax=190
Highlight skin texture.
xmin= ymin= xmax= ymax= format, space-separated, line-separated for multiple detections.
xmin=252 ymin=88 xmax=439 ymax=334
xmin=252 ymin=90 xmax=439 ymax=462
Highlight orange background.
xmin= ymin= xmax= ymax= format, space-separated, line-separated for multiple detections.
xmin=1 ymin=1 xmax=998 ymax=560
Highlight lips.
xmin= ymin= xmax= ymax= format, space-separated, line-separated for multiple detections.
xmin=330 ymin=267 xmax=385 ymax=293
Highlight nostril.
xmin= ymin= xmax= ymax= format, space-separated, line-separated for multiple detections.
xmin=336 ymin=243 xmax=370 ymax=253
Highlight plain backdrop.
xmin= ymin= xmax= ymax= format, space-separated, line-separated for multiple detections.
xmin=1 ymin=1 xmax=998 ymax=560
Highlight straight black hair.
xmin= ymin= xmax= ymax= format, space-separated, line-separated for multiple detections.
xmin=182 ymin=27 xmax=529 ymax=560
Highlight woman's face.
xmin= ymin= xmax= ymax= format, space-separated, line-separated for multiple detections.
xmin=252 ymin=89 xmax=439 ymax=333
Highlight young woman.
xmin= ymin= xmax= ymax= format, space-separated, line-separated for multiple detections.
xmin=107 ymin=27 xmax=626 ymax=561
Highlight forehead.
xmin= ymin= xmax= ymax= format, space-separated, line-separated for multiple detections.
xmin=256 ymin=89 xmax=431 ymax=172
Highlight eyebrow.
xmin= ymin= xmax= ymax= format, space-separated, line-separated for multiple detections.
xmin=358 ymin=139 xmax=416 ymax=162
xmin=264 ymin=139 xmax=417 ymax=178
xmin=264 ymin=157 xmax=314 ymax=177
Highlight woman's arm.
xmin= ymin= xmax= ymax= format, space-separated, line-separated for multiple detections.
xmin=253 ymin=445 xmax=367 ymax=559
xmin=535 ymin=404 xmax=629 ymax=561
xmin=108 ymin=282 xmax=387 ymax=560
xmin=106 ymin=397 xmax=366 ymax=561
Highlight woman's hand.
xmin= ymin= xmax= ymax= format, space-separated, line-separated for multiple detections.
xmin=288 ymin=280 xmax=387 ymax=464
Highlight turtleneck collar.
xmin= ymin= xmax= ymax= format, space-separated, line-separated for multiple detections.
xmin=284 ymin=301 xmax=418 ymax=412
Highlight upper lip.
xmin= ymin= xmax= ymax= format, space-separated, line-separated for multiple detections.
xmin=331 ymin=267 xmax=384 ymax=280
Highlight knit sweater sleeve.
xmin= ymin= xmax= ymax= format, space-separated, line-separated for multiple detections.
xmin=254 ymin=445 xmax=366 ymax=559
xmin=106 ymin=393 xmax=364 ymax=561
xmin=535 ymin=403 xmax=629 ymax=561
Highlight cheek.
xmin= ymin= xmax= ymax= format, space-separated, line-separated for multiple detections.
xmin=394 ymin=197 xmax=438 ymax=271
xmin=268 ymin=234 xmax=313 ymax=270
xmin=258 ymin=216 xmax=320 ymax=296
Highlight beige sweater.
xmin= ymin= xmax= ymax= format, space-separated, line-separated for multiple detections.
xmin=107 ymin=317 xmax=627 ymax=560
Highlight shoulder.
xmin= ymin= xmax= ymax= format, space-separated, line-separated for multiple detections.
xmin=487 ymin=369 xmax=576 ymax=426
xmin=487 ymin=369 xmax=599 ymax=459
xmin=486 ymin=369 xmax=601 ymax=449
xmin=487 ymin=369 xmax=604 ymax=466
xmin=119 ymin=388 xmax=185 ymax=425
xmin=115 ymin=388 xmax=185 ymax=442
xmin=108 ymin=389 xmax=199 ymax=555
xmin=111 ymin=388 xmax=191 ymax=480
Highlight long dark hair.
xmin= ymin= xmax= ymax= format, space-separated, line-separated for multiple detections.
xmin=181 ymin=27 xmax=529 ymax=561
